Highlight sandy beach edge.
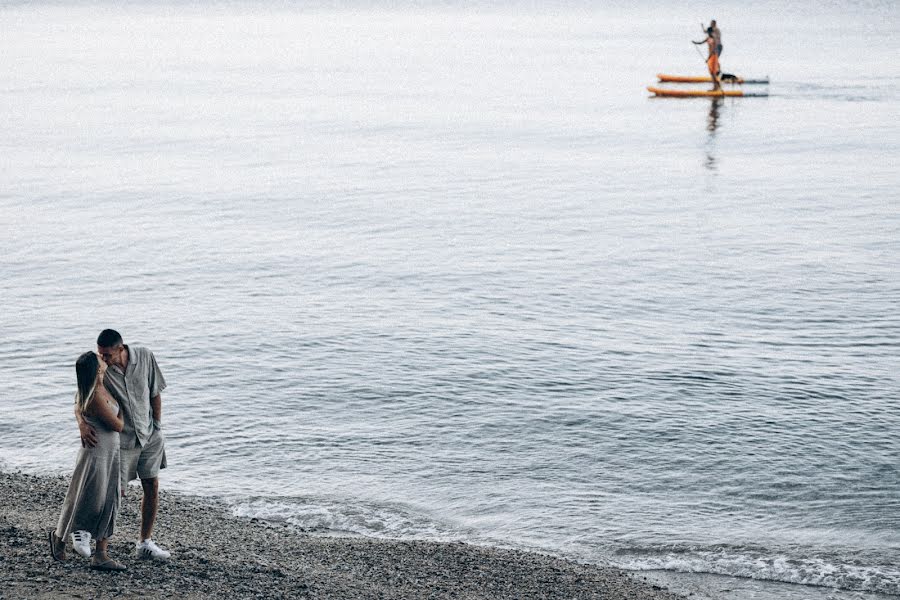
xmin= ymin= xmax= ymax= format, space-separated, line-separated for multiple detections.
xmin=0 ymin=470 xmax=686 ymax=599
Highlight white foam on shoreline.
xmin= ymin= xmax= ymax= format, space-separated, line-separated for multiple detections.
xmin=615 ymin=547 xmax=900 ymax=597
xmin=639 ymin=570 xmax=900 ymax=600
xmin=229 ymin=496 xmax=471 ymax=543
xmin=227 ymin=494 xmax=900 ymax=598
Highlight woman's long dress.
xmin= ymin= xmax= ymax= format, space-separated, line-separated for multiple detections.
xmin=55 ymin=401 xmax=120 ymax=540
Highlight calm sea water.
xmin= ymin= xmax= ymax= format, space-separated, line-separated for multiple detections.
xmin=2 ymin=1 xmax=898 ymax=599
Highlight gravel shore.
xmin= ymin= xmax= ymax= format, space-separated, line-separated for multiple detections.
xmin=1 ymin=470 xmax=685 ymax=600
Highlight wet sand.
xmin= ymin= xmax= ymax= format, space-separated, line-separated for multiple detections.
xmin=0 ymin=470 xmax=685 ymax=599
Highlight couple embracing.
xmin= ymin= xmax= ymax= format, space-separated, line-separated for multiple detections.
xmin=48 ymin=329 xmax=171 ymax=571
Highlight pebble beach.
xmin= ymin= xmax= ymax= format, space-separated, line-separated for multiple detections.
xmin=0 ymin=470 xmax=685 ymax=600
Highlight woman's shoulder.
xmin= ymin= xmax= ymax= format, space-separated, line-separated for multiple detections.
xmin=86 ymin=386 xmax=116 ymax=413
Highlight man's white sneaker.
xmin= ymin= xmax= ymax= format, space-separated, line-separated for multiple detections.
xmin=70 ymin=530 xmax=92 ymax=558
xmin=136 ymin=538 xmax=171 ymax=561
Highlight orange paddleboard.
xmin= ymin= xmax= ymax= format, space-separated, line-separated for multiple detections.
xmin=647 ymin=86 xmax=768 ymax=98
xmin=657 ymin=73 xmax=769 ymax=84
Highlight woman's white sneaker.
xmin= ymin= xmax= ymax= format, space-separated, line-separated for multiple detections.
xmin=136 ymin=538 xmax=171 ymax=561
xmin=70 ymin=530 xmax=92 ymax=558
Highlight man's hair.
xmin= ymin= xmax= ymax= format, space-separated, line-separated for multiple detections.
xmin=97 ymin=329 xmax=124 ymax=348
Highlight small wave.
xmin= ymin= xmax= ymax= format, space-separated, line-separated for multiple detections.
xmin=228 ymin=496 xmax=469 ymax=543
xmin=615 ymin=545 xmax=900 ymax=596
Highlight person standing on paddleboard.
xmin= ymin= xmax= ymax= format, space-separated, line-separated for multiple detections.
xmin=693 ymin=26 xmax=722 ymax=90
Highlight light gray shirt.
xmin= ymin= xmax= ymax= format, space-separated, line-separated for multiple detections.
xmin=102 ymin=345 xmax=167 ymax=449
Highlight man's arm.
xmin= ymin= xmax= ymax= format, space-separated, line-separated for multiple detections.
xmin=151 ymin=394 xmax=162 ymax=428
xmin=75 ymin=405 xmax=98 ymax=447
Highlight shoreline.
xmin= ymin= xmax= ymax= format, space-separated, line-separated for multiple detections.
xmin=0 ymin=469 xmax=685 ymax=599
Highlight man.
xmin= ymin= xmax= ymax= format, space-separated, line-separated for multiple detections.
xmin=78 ymin=329 xmax=171 ymax=560
xmin=693 ymin=26 xmax=722 ymax=91
xmin=710 ymin=20 xmax=723 ymax=57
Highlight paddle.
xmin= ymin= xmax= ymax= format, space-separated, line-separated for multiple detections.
xmin=692 ymin=37 xmax=707 ymax=63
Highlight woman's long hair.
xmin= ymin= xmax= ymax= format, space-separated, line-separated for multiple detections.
xmin=74 ymin=351 xmax=100 ymax=413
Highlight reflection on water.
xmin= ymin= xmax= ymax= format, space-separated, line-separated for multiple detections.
xmin=707 ymin=98 xmax=722 ymax=132
xmin=704 ymin=98 xmax=722 ymax=170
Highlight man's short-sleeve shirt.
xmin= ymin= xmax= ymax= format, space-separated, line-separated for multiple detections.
xmin=103 ymin=345 xmax=167 ymax=449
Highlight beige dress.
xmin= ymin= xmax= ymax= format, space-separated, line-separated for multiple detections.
xmin=55 ymin=399 xmax=121 ymax=540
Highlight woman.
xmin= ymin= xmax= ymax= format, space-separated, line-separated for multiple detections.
xmin=48 ymin=351 xmax=126 ymax=571
xmin=693 ymin=27 xmax=722 ymax=91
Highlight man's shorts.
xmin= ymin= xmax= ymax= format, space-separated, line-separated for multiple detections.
xmin=120 ymin=427 xmax=167 ymax=484
xmin=707 ymin=53 xmax=720 ymax=77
